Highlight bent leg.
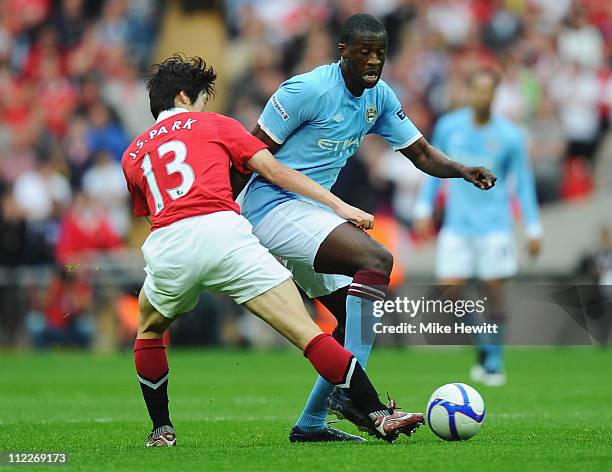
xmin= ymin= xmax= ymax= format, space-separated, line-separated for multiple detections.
xmin=244 ymin=280 xmax=387 ymax=418
xmin=137 ymin=289 xmax=174 ymax=339
xmin=248 ymin=204 xmax=392 ymax=432
xmin=314 ymin=222 xmax=392 ymax=276
xmin=243 ymin=279 xmax=321 ymax=350
xmin=315 ymin=223 xmax=392 ymax=368
xmin=294 ymin=223 xmax=392 ymax=432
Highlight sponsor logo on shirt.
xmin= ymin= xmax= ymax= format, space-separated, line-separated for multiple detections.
xmin=366 ymin=105 xmax=377 ymax=124
xmin=271 ymin=94 xmax=289 ymax=121
xmin=396 ymin=109 xmax=406 ymax=120
xmin=332 ymin=114 xmax=344 ymax=122
xmin=318 ymin=136 xmax=365 ymax=153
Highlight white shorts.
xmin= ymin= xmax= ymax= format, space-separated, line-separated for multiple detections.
xmin=252 ymin=200 xmax=352 ymax=298
xmin=142 ymin=211 xmax=292 ymax=318
xmin=436 ymin=229 xmax=518 ymax=281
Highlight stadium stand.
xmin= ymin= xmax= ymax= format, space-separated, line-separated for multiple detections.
xmin=0 ymin=0 xmax=611 ymax=348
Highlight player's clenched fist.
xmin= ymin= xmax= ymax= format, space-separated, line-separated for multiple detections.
xmin=332 ymin=202 xmax=374 ymax=230
xmin=460 ymin=166 xmax=497 ymax=190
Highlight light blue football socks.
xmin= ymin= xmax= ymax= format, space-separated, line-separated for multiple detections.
xmin=295 ymin=270 xmax=389 ymax=432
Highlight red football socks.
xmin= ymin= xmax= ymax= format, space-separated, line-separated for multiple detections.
xmin=134 ymin=338 xmax=172 ymax=429
xmin=303 ymin=333 xmax=385 ymax=414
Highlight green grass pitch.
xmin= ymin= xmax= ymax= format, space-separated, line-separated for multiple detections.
xmin=2 ymin=347 xmax=611 ymax=471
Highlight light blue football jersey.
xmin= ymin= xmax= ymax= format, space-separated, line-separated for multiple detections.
xmin=414 ymin=107 xmax=541 ymax=237
xmin=241 ymin=61 xmax=422 ymax=226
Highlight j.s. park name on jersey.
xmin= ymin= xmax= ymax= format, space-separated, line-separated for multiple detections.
xmin=127 ymin=116 xmax=198 ymax=159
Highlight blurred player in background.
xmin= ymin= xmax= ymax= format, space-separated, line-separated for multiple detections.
xmin=123 ymin=55 xmax=426 ymax=447
xmin=414 ymin=69 xmax=542 ymax=386
xmin=234 ymin=14 xmax=496 ymax=442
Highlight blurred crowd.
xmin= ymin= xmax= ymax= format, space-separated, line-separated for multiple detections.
xmin=1 ymin=0 xmax=612 ymax=348
xmin=2 ymin=0 xmax=611 ymax=267
xmin=0 ymin=0 xmax=161 ymax=347
xmin=225 ymin=0 xmax=612 ymax=221
xmin=0 ymin=0 xmax=160 ymax=268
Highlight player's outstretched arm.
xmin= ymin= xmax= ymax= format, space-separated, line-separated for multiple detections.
xmin=252 ymin=124 xmax=281 ymax=154
xmin=246 ymin=149 xmax=374 ymax=230
xmin=401 ymin=137 xmax=497 ymax=190
xmin=230 ymin=124 xmax=283 ymax=198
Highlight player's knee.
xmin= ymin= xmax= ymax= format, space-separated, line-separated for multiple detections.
xmin=361 ymin=246 xmax=393 ymax=276
xmin=379 ymin=248 xmax=394 ymax=275
xmin=138 ymin=291 xmax=171 ymax=336
xmin=139 ymin=313 xmax=170 ymax=337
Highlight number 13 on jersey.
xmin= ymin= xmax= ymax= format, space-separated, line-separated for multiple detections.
xmin=141 ymin=140 xmax=195 ymax=214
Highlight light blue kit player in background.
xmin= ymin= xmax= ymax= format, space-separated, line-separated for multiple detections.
xmin=414 ymin=68 xmax=543 ymax=387
xmin=234 ymin=14 xmax=496 ymax=443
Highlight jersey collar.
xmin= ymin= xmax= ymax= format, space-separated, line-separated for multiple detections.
xmin=156 ymin=107 xmax=189 ymax=123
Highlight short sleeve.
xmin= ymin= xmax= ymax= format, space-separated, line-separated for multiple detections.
xmin=122 ymin=165 xmax=150 ymax=217
xmin=369 ymin=84 xmax=422 ymax=151
xmin=257 ymin=78 xmax=317 ymax=144
xmin=216 ymin=115 xmax=267 ymax=174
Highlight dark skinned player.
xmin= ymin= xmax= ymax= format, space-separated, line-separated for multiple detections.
xmin=124 ymin=54 xmax=425 ymax=447
xmin=233 ymin=14 xmax=496 ymax=442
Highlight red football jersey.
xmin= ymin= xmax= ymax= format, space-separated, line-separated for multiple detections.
xmin=121 ymin=110 xmax=267 ymax=230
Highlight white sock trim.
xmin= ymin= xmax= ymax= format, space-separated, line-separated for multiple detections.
xmin=138 ymin=373 xmax=169 ymax=390
xmin=349 ymin=283 xmax=386 ymax=298
xmin=336 ymin=357 xmax=357 ymax=389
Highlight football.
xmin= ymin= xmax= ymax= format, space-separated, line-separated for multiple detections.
xmin=426 ymin=383 xmax=485 ymax=440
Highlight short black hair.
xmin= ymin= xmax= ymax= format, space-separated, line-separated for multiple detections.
xmin=339 ymin=13 xmax=386 ymax=45
xmin=146 ymin=53 xmax=217 ymax=119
